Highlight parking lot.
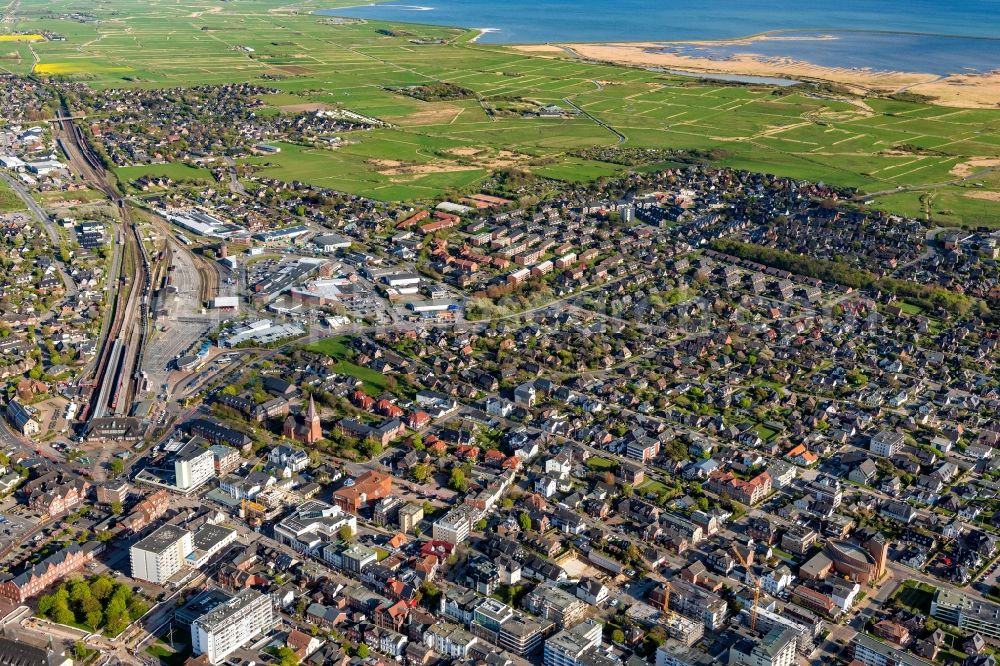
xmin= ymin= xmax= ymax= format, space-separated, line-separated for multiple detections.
xmin=0 ymin=508 xmax=32 ymax=556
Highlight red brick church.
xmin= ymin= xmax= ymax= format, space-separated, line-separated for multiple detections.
xmin=283 ymin=394 xmax=322 ymax=444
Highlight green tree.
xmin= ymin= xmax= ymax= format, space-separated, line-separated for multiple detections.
xmin=69 ymin=579 xmax=91 ymax=604
xmin=642 ymin=626 xmax=667 ymax=655
xmin=448 ymin=468 xmax=468 ymax=492
xmin=109 ymin=459 xmax=124 ymax=477
xmin=274 ymin=646 xmax=299 ymax=666
xmin=611 ymin=629 xmax=625 ymax=645
xmin=90 ymin=576 xmax=114 ymax=601
xmin=81 ymin=596 xmax=102 ymax=616
xmin=355 ymin=645 xmax=369 ymax=659
xmin=54 ymin=605 xmax=75 ymax=626
xmin=419 ymin=581 xmax=441 ymax=610
xmin=128 ymin=598 xmax=149 ymax=619
xmin=37 ymin=595 xmax=54 ymax=617
xmin=73 ymin=642 xmax=92 ymax=661
xmin=360 ymin=437 xmax=383 ymax=460
xmin=110 ymin=500 xmax=123 ymax=515
xmin=518 ymin=512 xmax=532 ymax=532
xmin=339 ymin=526 xmax=355 ymax=542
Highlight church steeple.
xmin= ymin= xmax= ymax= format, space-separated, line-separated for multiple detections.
xmin=305 ymin=394 xmax=322 ymax=444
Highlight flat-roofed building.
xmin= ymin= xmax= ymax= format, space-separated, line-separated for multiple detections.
xmin=398 ymin=502 xmax=424 ymax=533
xmin=740 ymin=605 xmax=815 ymax=655
xmin=728 ymin=627 xmax=797 ymax=666
xmin=850 ymin=634 xmax=933 ymax=666
xmin=96 ymin=480 xmax=130 ymax=505
xmin=544 ymin=619 xmax=603 ymax=666
xmin=650 ymin=580 xmax=727 ymax=631
xmin=931 ymin=588 xmax=1000 ymax=640
xmin=656 ymin=640 xmax=716 ymax=666
xmin=192 ymin=589 xmax=274 ymax=664
xmin=870 ymin=430 xmax=904 ymax=457
xmin=175 ymin=440 xmax=215 ymax=492
xmin=499 ymin=615 xmax=545 ymax=656
xmin=525 ymin=584 xmax=587 ymax=628
xmin=131 ymin=524 xmax=193 ymax=584
xmin=433 ymin=505 xmax=477 ymax=545
xmin=274 ymin=499 xmax=357 ymax=554
xmin=190 ymin=524 xmax=238 ymax=568
xmin=662 ymin=614 xmax=704 ymax=647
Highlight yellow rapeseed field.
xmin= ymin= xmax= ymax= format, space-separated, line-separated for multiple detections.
xmin=34 ymin=62 xmax=132 ymax=75
xmin=0 ymin=34 xmax=43 ymax=42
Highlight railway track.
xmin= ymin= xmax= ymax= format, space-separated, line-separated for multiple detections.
xmin=54 ymin=105 xmax=152 ymax=424
xmin=196 ymin=263 xmax=216 ymax=303
xmin=147 ymin=212 xmax=217 ymax=305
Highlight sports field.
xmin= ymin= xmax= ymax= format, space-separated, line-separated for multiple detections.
xmin=7 ymin=0 xmax=1000 ymax=225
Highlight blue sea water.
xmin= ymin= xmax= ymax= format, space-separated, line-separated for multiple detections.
xmin=318 ymin=0 xmax=1000 ymax=75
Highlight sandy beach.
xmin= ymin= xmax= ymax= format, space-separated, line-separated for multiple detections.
xmin=515 ymin=41 xmax=1000 ymax=108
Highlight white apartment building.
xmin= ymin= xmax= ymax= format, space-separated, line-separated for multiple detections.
xmin=130 ymin=524 xmax=193 ymax=584
xmin=175 ymin=441 xmax=216 ymax=491
xmin=870 ymin=430 xmax=904 ymax=458
xmin=192 ymin=589 xmax=274 ymax=664
xmin=433 ymin=505 xmax=477 ymax=545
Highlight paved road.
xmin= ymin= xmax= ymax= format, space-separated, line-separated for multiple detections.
xmin=222 ymin=156 xmax=246 ymax=196
xmin=563 ymin=95 xmax=626 ymax=144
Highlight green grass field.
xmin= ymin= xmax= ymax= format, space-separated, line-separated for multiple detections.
xmin=636 ymin=478 xmax=671 ymax=496
xmin=303 ymin=335 xmax=352 ymax=360
xmin=898 ymin=302 xmax=925 ymax=315
xmin=303 ymin=335 xmax=387 ymax=392
xmin=6 ymin=0 xmax=999 ymax=224
xmin=0 ymin=181 xmax=25 ymax=212
xmin=586 ymin=456 xmax=618 ymax=471
xmin=755 ymin=424 xmax=779 ymax=442
xmin=893 ymin=580 xmax=935 ymax=614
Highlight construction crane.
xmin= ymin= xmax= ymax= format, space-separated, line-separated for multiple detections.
xmin=732 ymin=546 xmax=761 ymax=633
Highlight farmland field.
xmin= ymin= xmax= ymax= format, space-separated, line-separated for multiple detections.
xmin=4 ymin=0 xmax=999 ymax=224
xmin=0 ymin=34 xmax=42 ymax=42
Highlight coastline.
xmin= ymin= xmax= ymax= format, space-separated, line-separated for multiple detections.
xmin=316 ymin=3 xmax=1000 ymax=108
xmin=470 ymin=28 xmax=499 ymax=43
xmin=514 ymin=41 xmax=1000 ymax=109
